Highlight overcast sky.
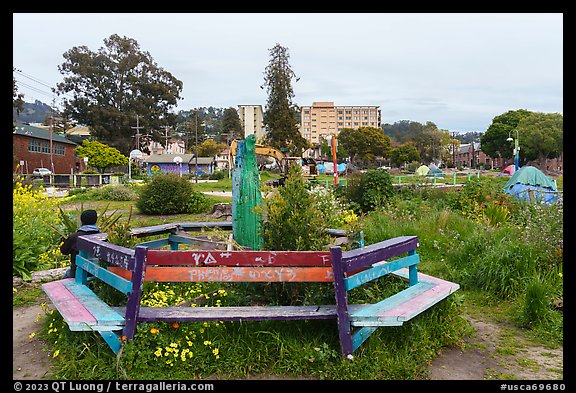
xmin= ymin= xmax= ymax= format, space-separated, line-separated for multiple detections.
xmin=13 ymin=12 xmax=563 ymax=132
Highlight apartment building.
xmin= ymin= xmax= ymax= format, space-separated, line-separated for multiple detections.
xmin=300 ymin=101 xmax=381 ymax=145
xmin=238 ymin=105 xmax=265 ymax=142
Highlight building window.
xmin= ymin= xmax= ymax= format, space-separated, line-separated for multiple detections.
xmin=54 ymin=144 xmax=65 ymax=156
xmin=28 ymin=140 xmax=41 ymax=152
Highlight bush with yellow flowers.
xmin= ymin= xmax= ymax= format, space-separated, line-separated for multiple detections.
xmin=13 ymin=180 xmax=67 ymax=279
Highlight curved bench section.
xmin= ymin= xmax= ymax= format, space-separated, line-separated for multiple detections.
xmin=42 ymin=224 xmax=459 ymax=357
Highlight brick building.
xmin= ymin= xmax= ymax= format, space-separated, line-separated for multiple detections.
xmin=454 ymin=142 xmax=563 ymax=172
xmin=13 ymin=123 xmax=78 ymax=174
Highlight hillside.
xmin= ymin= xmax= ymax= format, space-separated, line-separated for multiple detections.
xmin=13 ymin=100 xmax=54 ymax=124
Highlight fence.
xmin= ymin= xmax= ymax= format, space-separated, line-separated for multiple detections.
xmin=26 ymin=173 xmax=124 ymax=188
xmin=316 ymin=171 xmax=482 ymax=189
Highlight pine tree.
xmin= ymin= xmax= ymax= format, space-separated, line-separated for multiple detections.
xmin=261 ymin=44 xmax=308 ymax=156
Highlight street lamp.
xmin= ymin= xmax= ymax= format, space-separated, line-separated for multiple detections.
xmin=506 ymin=130 xmax=520 ymax=172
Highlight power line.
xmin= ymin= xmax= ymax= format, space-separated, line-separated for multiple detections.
xmin=13 ymin=68 xmax=75 ymax=102
xmin=14 ymin=80 xmax=54 ymax=99
xmin=13 ymin=68 xmax=54 ymax=90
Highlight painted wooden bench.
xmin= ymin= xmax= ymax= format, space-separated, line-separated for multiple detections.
xmin=42 ymin=223 xmax=459 ymax=357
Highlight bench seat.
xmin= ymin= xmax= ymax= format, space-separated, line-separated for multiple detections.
xmin=112 ymin=268 xmax=459 ymax=327
xmin=118 ymin=305 xmax=339 ymax=322
xmin=353 ymin=267 xmax=460 ymax=326
xmin=42 ymin=278 xmax=125 ymax=331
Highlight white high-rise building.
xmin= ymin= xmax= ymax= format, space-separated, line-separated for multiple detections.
xmin=238 ymin=105 xmax=265 ymax=142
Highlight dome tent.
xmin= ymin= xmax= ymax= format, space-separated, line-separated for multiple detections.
xmin=502 ymin=166 xmax=559 ymax=204
xmin=415 ymin=165 xmax=430 ymax=176
xmin=501 ymin=164 xmax=515 ymax=176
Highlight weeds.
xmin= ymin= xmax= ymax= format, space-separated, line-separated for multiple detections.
xmin=26 ymin=172 xmax=563 ymax=379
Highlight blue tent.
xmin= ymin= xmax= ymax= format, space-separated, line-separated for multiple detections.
xmin=502 ymin=166 xmax=559 ymax=204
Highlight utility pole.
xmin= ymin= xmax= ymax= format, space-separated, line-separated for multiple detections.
xmin=195 ymin=111 xmax=199 ymax=183
xmin=162 ymin=126 xmax=171 ymax=153
xmin=451 ymin=132 xmax=457 ymax=168
xmin=131 ymin=115 xmax=144 ymax=150
xmin=49 ymin=114 xmax=54 ymax=175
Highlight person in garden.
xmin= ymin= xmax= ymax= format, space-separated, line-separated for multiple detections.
xmin=60 ymin=209 xmax=100 ymax=278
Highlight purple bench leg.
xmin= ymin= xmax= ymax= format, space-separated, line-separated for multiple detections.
xmin=330 ymin=246 xmax=353 ymax=357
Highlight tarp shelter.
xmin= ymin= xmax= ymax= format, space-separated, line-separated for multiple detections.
xmin=427 ymin=163 xmax=444 ymax=178
xmin=415 ymin=165 xmax=430 ymax=176
xmin=317 ymin=162 xmax=347 ymax=175
xmin=502 ymin=166 xmax=559 ymax=204
xmin=501 ymin=165 xmax=515 ymax=176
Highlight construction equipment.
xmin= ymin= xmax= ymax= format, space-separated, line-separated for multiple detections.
xmin=230 ymin=139 xmax=317 ymax=186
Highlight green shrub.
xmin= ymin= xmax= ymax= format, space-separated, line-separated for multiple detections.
xmin=262 ymin=166 xmax=330 ymax=252
xmin=89 ymin=184 xmax=139 ymax=201
xmin=209 ymin=170 xmax=226 ymax=180
xmin=136 ymin=173 xmax=210 ymax=215
xmin=345 ymin=169 xmax=394 ymax=213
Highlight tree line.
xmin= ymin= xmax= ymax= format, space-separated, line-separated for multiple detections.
xmin=13 ymin=36 xmax=562 ymax=168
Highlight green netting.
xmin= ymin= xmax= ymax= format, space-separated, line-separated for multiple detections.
xmin=502 ymin=165 xmax=557 ymax=191
xmin=231 ymin=135 xmax=263 ymax=250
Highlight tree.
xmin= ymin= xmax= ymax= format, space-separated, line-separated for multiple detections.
xmin=198 ymin=139 xmax=227 ymax=157
xmin=338 ymin=127 xmax=391 ymax=163
xmin=220 ymin=107 xmax=243 ymax=143
xmin=320 ymin=138 xmax=348 ymax=161
xmin=516 ymin=112 xmax=563 ymax=163
xmin=75 ymin=140 xmax=128 ymax=173
xmin=261 ymin=43 xmax=308 ymax=156
xmin=390 ymin=142 xmax=420 ymax=167
xmin=13 ymin=77 xmax=25 ymax=118
xmin=480 ymin=109 xmax=532 ymax=161
xmin=55 ymin=34 xmax=183 ymax=155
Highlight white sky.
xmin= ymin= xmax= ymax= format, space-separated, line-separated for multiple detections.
xmin=13 ymin=12 xmax=563 ymax=132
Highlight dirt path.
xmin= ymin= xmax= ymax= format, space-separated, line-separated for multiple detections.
xmin=13 ymin=276 xmax=563 ymax=381
xmin=13 ymin=302 xmax=54 ymax=379
xmin=429 ymin=316 xmax=563 ymax=380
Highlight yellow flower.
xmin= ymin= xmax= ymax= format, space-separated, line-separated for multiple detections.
xmin=150 ymin=328 xmax=159 ymax=334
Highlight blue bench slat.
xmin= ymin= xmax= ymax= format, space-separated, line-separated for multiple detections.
xmin=63 ymin=281 xmax=125 ymax=326
xmin=349 ymin=281 xmax=436 ymax=325
xmin=344 ymin=253 xmax=420 ymax=290
xmin=76 ymin=256 xmax=132 ymax=295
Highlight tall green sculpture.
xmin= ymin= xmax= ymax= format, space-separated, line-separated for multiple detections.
xmin=231 ymin=135 xmax=263 ymax=250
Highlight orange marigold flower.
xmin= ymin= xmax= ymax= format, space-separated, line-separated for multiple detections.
xmin=150 ymin=328 xmax=159 ymax=334
xmin=172 ymin=322 xmax=180 ymax=329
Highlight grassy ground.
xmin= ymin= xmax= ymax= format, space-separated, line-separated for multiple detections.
xmin=14 ymin=171 xmax=562 ymax=380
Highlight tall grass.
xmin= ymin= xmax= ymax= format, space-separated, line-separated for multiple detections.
xmin=363 ymin=188 xmax=563 ymax=346
xmin=32 ymin=174 xmax=562 ymax=379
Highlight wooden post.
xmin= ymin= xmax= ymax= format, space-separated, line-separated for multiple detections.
xmin=123 ymin=246 xmax=147 ymax=340
xmin=330 ymin=246 xmax=353 ymax=357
